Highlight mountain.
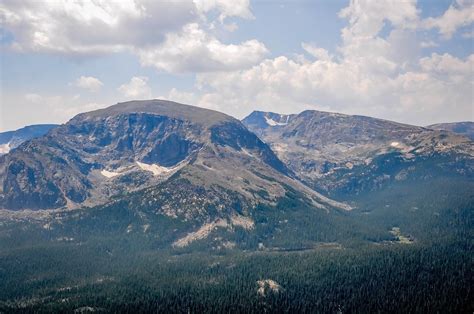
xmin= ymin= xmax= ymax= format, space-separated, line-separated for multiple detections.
xmin=428 ymin=121 xmax=474 ymax=140
xmin=0 ymin=124 xmax=58 ymax=155
xmin=0 ymin=100 xmax=359 ymax=253
xmin=243 ymin=110 xmax=474 ymax=197
xmin=0 ymin=100 xmax=348 ymax=215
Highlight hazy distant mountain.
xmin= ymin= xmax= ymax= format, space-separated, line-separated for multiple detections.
xmin=0 ymin=124 xmax=58 ymax=155
xmin=243 ymin=110 xmax=473 ymax=196
xmin=427 ymin=122 xmax=474 ymax=140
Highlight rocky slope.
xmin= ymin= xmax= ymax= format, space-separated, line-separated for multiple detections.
xmin=0 ymin=124 xmax=58 ymax=155
xmin=242 ymin=111 xmax=295 ymax=136
xmin=243 ymin=110 xmax=474 ymax=196
xmin=0 ymin=100 xmax=348 ymax=217
xmin=428 ymin=121 xmax=474 ymax=141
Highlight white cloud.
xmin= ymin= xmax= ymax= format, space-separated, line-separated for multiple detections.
xmin=166 ymin=0 xmax=473 ymax=125
xmin=420 ymin=40 xmax=438 ymax=48
xmin=422 ymin=0 xmax=474 ymax=39
xmin=118 ymin=76 xmax=152 ymax=99
xmin=74 ymin=76 xmax=103 ymax=92
xmin=3 ymin=0 xmax=473 ymax=128
xmin=193 ymin=0 xmax=254 ymax=22
xmin=338 ymin=0 xmax=419 ymax=38
xmin=136 ymin=23 xmax=267 ymax=73
xmin=302 ymin=43 xmax=332 ymax=61
xmin=0 ymin=0 xmax=263 ymax=73
xmin=186 ymin=51 xmax=473 ymax=125
xmin=0 ymin=0 xmax=196 ymax=55
xmin=168 ymin=88 xmax=199 ymax=106
xmin=419 ymin=53 xmax=474 ymax=75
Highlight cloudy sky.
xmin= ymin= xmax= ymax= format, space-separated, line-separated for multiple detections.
xmin=0 ymin=0 xmax=473 ymax=131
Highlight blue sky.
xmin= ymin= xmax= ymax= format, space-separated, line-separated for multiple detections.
xmin=1 ymin=0 xmax=473 ymax=131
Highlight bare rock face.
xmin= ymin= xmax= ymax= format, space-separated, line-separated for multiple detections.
xmin=0 ymin=100 xmax=346 ymax=214
xmin=243 ymin=110 xmax=474 ymax=196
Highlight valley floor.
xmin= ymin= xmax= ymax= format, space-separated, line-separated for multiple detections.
xmin=0 ymin=177 xmax=472 ymax=313
xmin=0 ymin=239 xmax=472 ymax=313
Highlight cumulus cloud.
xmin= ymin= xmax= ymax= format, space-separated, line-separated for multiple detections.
xmin=0 ymin=0 xmax=195 ymax=54
xmin=422 ymin=0 xmax=474 ymax=39
xmin=74 ymin=76 xmax=103 ymax=92
xmin=193 ymin=0 xmax=254 ymax=22
xmin=0 ymin=0 xmax=264 ymax=72
xmin=420 ymin=40 xmax=438 ymax=48
xmin=338 ymin=0 xmax=419 ymax=39
xmin=169 ymin=0 xmax=473 ymax=125
xmin=118 ymin=76 xmax=152 ymax=99
xmin=302 ymin=43 xmax=332 ymax=61
xmin=189 ymin=52 xmax=473 ymax=125
xmin=2 ymin=0 xmax=472 ymax=127
xmin=136 ymin=23 xmax=268 ymax=73
xmin=420 ymin=53 xmax=474 ymax=75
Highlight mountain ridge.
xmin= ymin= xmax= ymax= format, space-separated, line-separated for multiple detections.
xmin=0 ymin=124 xmax=58 ymax=155
xmin=0 ymin=100 xmax=349 ymax=218
xmin=243 ymin=109 xmax=473 ymax=195
xmin=427 ymin=121 xmax=474 ymax=140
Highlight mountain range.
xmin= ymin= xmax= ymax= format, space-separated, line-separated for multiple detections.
xmin=243 ymin=111 xmax=473 ymax=196
xmin=0 ymin=100 xmax=472 ymax=251
xmin=0 ymin=100 xmax=472 ymax=312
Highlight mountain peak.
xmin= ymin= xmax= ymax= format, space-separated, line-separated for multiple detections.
xmin=242 ymin=111 xmax=295 ymax=132
xmin=74 ymin=99 xmax=234 ymax=127
xmin=2 ymin=100 xmax=337 ymax=212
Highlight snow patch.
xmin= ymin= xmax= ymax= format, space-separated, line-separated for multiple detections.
xmin=389 ymin=141 xmax=415 ymax=154
xmin=173 ymin=219 xmax=228 ymax=248
xmin=0 ymin=142 xmax=11 ymax=154
xmin=101 ymin=169 xmax=120 ymax=178
xmin=264 ymin=116 xmax=288 ymax=126
xmin=240 ymin=148 xmax=255 ymax=158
